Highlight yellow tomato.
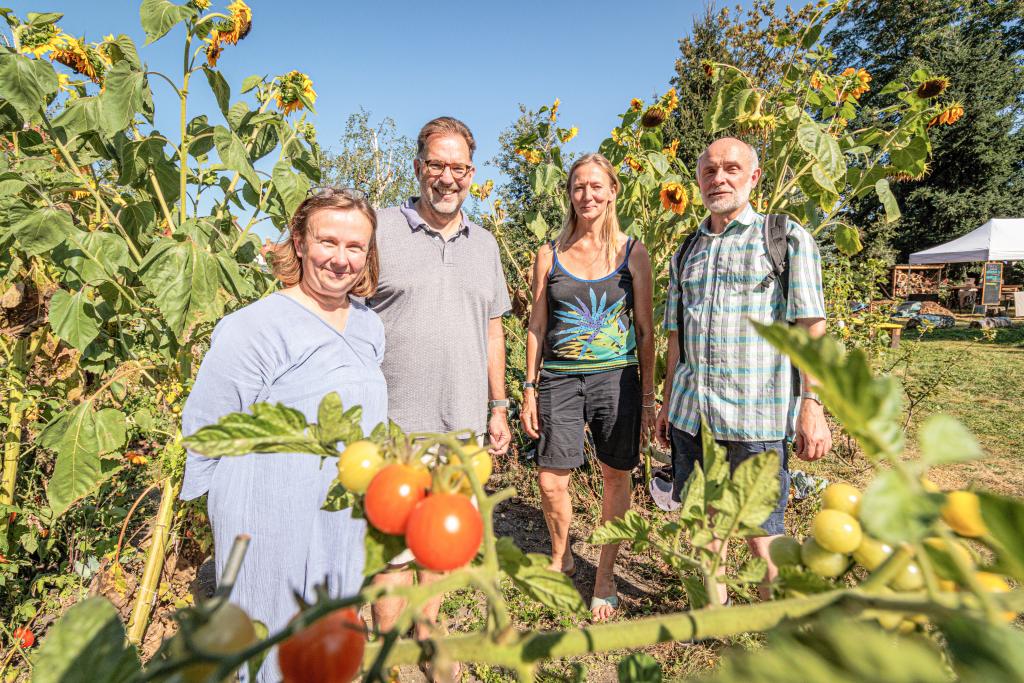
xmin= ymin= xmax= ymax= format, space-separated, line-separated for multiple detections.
xmin=449 ymin=446 xmax=493 ymax=494
xmin=336 ymin=440 xmax=384 ymax=494
xmin=852 ymin=536 xmax=894 ymax=571
xmin=812 ymin=509 xmax=863 ymax=554
xmin=941 ymin=491 xmax=986 ymax=538
xmin=821 ymin=482 xmax=861 ymax=516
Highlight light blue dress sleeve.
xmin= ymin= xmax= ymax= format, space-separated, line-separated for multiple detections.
xmin=180 ymin=314 xmax=276 ymax=500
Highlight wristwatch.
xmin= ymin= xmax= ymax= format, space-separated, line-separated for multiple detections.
xmin=523 ymin=381 xmax=537 ymax=391
xmin=488 ymin=399 xmax=510 ymax=411
xmin=800 ymin=390 xmax=822 ymax=405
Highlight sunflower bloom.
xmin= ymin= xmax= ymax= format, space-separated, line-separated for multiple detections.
xmin=124 ymin=451 xmax=148 ymax=466
xmin=916 ymin=77 xmax=949 ymax=99
xmin=929 ymin=102 xmax=964 ymax=127
xmin=550 ymin=97 xmax=561 ymax=122
xmin=630 ymin=98 xmax=643 ymax=112
xmin=809 ymin=71 xmax=824 ymax=90
xmin=663 ymin=139 xmax=679 ymax=158
xmin=205 ymin=36 xmax=223 ymax=66
xmin=17 ymin=23 xmax=68 ymax=58
xmin=662 ymin=88 xmax=678 ymax=113
xmin=641 ymin=105 xmax=667 ymax=128
xmin=625 ymin=156 xmax=643 ymax=173
xmin=515 ymin=148 xmax=543 ymax=165
xmin=559 ymin=126 xmax=578 ymax=143
xmin=839 ymin=67 xmax=871 ymax=100
xmin=660 ymin=182 xmax=689 ymax=214
xmin=276 ymin=70 xmax=317 ymax=115
xmin=220 ymin=0 xmax=252 ymax=44
xmin=51 ymin=36 xmax=108 ymax=84
xmin=189 ymin=0 xmax=212 ymax=10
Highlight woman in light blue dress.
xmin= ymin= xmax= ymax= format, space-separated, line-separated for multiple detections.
xmin=181 ymin=188 xmax=386 ymax=681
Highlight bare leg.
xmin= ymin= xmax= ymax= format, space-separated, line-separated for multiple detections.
xmin=592 ymin=462 xmax=632 ymax=620
xmin=538 ymin=467 xmax=574 ymax=572
xmin=706 ymin=538 xmax=730 ymax=606
xmin=748 ymin=534 xmax=780 ymax=601
xmin=370 ymin=568 xmax=415 ymax=635
xmin=413 ymin=569 xmax=446 ymax=639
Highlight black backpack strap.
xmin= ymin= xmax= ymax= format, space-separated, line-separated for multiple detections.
xmin=763 ymin=214 xmax=802 ymax=396
xmin=672 ymin=231 xmax=701 ymax=364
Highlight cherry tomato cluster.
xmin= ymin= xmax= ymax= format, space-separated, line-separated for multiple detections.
xmin=337 ymin=440 xmax=488 ymax=572
xmin=769 ymin=483 xmax=1018 ymax=631
xmin=279 ymin=607 xmax=365 ymax=683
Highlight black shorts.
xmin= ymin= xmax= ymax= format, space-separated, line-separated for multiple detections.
xmin=536 ymin=365 xmax=641 ymax=471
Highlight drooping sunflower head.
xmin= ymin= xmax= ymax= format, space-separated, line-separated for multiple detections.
xmin=216 ymin=0 xmax=252 ymax=46
xmin=275 ymin=70 xmax=317 ymax=115
xmin=630 ymin=98 xmax=643 ymax=112
xmin=890 ymin=161 xmax=931 ymax=182
xmin=205 ymin=34 xmax=224 ymax=67
xmin=928 ymin=101 xmax=964 ymax=127
xmin=641 ymin=105 xmax=667 ymax=128
xmin=916 ymin=77 xmax=949 ymax=99
xmin=660 ymin=182 xmax=689 ymax=215
xmin=559 ymin=126 xmax=578 ymax=144
xmin=189 ymin=0 xmax=212 ymax=10
xmin=624 ymin=155 xmax=644 ymax=173
xmin=839 ymin=67 xmax=871 ymax=100
xmin=661 ymin=87 xmax=678 ymax=113
xmin=51 ymin=36 xmax=109 ymax=84
xmin=17 ymin=23 xmax=69 ymax=58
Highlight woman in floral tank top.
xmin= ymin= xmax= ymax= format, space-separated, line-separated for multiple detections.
xmin=520 ymin=153 xmax=655 ymax=620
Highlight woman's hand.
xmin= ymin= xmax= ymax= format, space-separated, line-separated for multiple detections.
xmin=641 ymin=404 xmax=658 ymax=449
xmin=520 ymin=389 xmax=540 ymax=439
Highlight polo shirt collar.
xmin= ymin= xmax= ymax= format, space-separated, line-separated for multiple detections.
xmin=400 ymin=197 xmax=471 ymax=237
xmin=698 ymin=203 xmax=757 ymax=237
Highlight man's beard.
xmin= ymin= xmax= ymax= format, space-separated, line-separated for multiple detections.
xmin=703 ymin=185 xmax=751 ymax=215
xmin=423 ymin=180 xmax=463 ymax=218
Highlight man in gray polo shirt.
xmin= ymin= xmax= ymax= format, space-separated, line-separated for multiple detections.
xmin=367 ymin=116 xmax=512 ymax=654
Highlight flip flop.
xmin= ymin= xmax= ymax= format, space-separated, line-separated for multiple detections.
xmin=562 ymin=560 xmax=577 ymax=578
xmin=590 ymin=593 xmax=619 ymax=621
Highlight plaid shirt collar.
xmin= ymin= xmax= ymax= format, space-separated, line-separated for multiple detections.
xmin=697 ymin=203 xmax=758 ymax=238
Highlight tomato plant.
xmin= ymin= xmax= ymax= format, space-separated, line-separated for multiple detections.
xmin=336 ymin=440 xmax=383 ymax=494
xmin=169 ymin=602 xmax=258 ymax=682
xmin=406 ymin=493 xmax=484 ymax=571
xmin=363 ymin=463 xmax=430 ymax=535
xmin=10 ymin=626 xmax=33 ymax=649
xmin=278 ymin=607 xmax=365 ymax=683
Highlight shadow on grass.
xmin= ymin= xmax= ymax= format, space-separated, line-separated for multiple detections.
xmin=907 ymin=324 xmax=1024 ymax=346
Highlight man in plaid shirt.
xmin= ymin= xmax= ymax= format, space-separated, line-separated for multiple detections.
xmin=654 ymin=137 xmax=832 ymax=604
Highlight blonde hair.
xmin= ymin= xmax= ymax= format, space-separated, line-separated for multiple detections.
xmin=267 ymin=189 xmax=380 ymax=297
xmin=555 ymin=153 xmax=623 ymax=269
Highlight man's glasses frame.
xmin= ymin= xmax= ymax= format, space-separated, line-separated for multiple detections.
xmin=418 ymin=158 xmax=474 ymax=180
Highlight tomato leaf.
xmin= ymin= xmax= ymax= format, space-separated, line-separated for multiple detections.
xmin=183 ymin=402 xmax=335 ymax=458
xmin=617 ymin=653 xmax=662 ymax=683
xmin=753 ymin=322 xmax=904 ymax=461
xmin=32 ymin=597 xmax=141 ymax=683
xmin=139 ymin=0 xmax=196 ymax=45
xmin=860 ymin=470 xmax=943 ymax=544
xmin=977 ymin=492 xmax=1024 ymax=582
xmin=363 ymin=525 xmax=407 ymax=577
xmin=588 ymin=510 xmax=653 ymax=551
xmin=918 ymin=414 xmax=983 ymax=466
xmin=496 ymin=538 xmax=588 ymax=617
xmin=321 ymin=480 xmax=359 ymax=513
xmin=774 ymin=565 xmax=834 ymax=595
xmin=715 ymin=449 xmax=780 ymax=532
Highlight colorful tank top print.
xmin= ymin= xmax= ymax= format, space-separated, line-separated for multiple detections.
xmin=542 ymin=239 xmax=637 ymax=374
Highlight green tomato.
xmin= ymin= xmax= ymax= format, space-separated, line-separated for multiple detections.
xmin=853 ymin=536 xmax=894 ymax=571
xmin=768 ymin=536 xmax=803 ymax=568
xmin=812 ymin=509 xmax=863 ymax=554
xmin=801 ymin=538 xmax=848 ymax=578
xmin=890 ymin=562 xmax=924 ymax=591
xmin=336 ymin=441 xmax=384 ymax=494
xmin=821 ymin=482 xmax=861 ymax=516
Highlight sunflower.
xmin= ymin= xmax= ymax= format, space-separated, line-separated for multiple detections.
xmin=928 ymin=102 xmax=964 ymax=127
xmin=51 ymin=36 xmax=109 ymax=84
xmin=663 ymin=139 xmax=679 ymax=158
xmin=559 ymin=126 xmax=578 ymax=144
xmin=515 ymin=148 xmax=543 ymax=165
xmin=662 ymin=88 xmax=678 ymax=113
xmin=839 ymin=67 xmax=871 ymax=100
xmin=641 ymin=105 xmax=667 ymax=128
xmin=17 ymin=23 xmax=68 ymax=58
xmin=660 ymin=182 xmax=688 ymax=214
xmin=205 ymin=36 xmax=224 ymax=67
xmin=189 ymin=0 xmax=212 ymax=10
xmin=219 ymin=0 xmax=252 ymax=45
xmin=275 ymin=70 xmax=317 ymax=115
xmin=702 ymin=61 xmax=715 ymax=79
xmin=630 ymin=98 xmax=643 ymax=112
xmin=550 ymin=97 xmax=560 ymax=122
xmin=916 ymin=77 xmax=949 ymax=99
xmin=624 ymin=156 xmax=643 ymax=173
xmin=809 ymin=71 xmax=824 ymax=90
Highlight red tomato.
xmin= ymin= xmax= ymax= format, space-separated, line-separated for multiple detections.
xmin=11 ymin=626 xmax=34 ymax=649
xmin=405 ymin=493 xmax=483 ymax=571
xmin=278 ymin=607 xmax=365 ymax=683
xmin=363 ymin=464 xmax=430 ymax=535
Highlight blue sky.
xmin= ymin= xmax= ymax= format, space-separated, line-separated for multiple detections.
xmin=7 ymin=0 xmax=757 ymax=228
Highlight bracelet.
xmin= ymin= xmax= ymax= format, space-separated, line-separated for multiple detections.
xmin=642 ymin=390 xmax=656 ymax=397
xmin=524 ymin=381 xmax=537 ymax=390
xmin=641 ymin=402 xmax=656 ymax=408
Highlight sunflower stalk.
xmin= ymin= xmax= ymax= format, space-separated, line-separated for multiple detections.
xmin=126 ymin=476 xmax=182 ymax=645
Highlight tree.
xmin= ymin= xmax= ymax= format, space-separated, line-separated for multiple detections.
xmin=319 ymin=109 xmax=417 ymax=208
xmin=828 ymin=0 xmax=1024 ymax=262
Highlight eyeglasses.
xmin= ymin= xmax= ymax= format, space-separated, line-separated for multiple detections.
xmin=419 ymin=159 xmax=473 ymax=180
xmin=306 ymin=186 xmax=368 ymax=200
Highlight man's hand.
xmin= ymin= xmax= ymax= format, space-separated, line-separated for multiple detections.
xmin=655 ymin=405 xmax=671 ymax=450
xmin=794 ymin=399 xmax=832 ymax=461
xmin=488 ymin=409 xmax=512 ymax=456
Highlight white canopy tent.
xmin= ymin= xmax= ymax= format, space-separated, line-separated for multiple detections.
xmin=909 ymin=218 xmax=1024 ymax=264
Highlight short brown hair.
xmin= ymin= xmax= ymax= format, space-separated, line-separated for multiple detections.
xmin=416 ymin=116 xmax=476 ymax=159
xmin=267 ymin=189 xmax=380 ymax=297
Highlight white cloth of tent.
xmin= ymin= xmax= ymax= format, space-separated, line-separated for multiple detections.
xmin=909 ymin=218 xmax=1024 ymax=264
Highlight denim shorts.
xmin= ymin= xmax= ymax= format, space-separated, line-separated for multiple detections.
xmin=668 ymin=424 xmax=789 ymax=535
xmin=536 ymin=365 xmax=641 ymax=472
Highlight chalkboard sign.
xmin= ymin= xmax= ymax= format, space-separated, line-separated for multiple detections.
xmin=981 ymin=262 xmax=1003 ymax=306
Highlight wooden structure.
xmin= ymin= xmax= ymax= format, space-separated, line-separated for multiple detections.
xmin=891 ymin=264 xmax=944 ymax=299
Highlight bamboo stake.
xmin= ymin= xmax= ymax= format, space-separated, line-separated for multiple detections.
xmin=126 ymin=477 xmax=181 ymax=645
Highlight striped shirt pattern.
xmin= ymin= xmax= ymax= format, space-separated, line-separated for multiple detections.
xmin=663 ymin=205 xmax=826 ymax=441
